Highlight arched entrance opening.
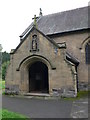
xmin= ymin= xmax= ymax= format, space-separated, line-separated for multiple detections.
xmin=29 ymin=61 xmax=49 ymax=93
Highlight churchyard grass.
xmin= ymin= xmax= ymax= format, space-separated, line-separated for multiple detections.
xmin=0 ymin=80 xmax=5 ymax=89
xmin=0 ymin=109 xmax=28 ymax=119
xmin=0 ymin=80 xmax=5 ymax=94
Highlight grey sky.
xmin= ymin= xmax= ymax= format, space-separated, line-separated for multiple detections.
xmin=0 ymin=0 xmax=89 ymax=52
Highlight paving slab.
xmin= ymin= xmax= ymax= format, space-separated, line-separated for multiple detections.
xmin=71 ymin=98 xmax=88 ymax=118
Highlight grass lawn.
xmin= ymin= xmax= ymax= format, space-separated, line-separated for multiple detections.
xmin=0 ymin=109 xmax=28 ymax=119
xmin=0 ymin=80 xmax=5 ymax=90
xmin=0 ymin=80 xmax=5 ymax=94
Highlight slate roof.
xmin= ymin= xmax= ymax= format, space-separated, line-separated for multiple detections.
xmin=20 ymin=6 xmax=88 ymax=39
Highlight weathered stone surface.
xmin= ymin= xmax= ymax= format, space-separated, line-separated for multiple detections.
xmin=5 ymin=8 xmax=90 ymax=97
xmin=53 ymin=31 xmax=89 ymax=84
xmin=52 ymin=87 xmax=76 ymax=97
xmin=6 ymin=27 xmax=76 ymax=96
xmin=5 ymin=85 xmax=19 ymax=95
xmin=78 ymin=82 xmax=88 ymax=91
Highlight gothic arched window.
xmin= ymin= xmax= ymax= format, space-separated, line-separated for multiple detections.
xmin=85 ymin=42 xmax=90 ymax=64
xmin=32 ymin=35 xmax=37 ymax=51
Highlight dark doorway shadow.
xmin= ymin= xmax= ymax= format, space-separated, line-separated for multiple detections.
xmin=29 ymin=61 xmax=49 ymax=93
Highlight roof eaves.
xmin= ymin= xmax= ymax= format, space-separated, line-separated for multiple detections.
xmin=11 ymin=26 xmax=35 ymax=54
xmin=34 ymin=27 xmax=60 ymax=48
xmin=46 ymin=27 xmax=89 ymax=36
xmin=10 ymin=38 xmax=25 ymax=54
xmin=11 ymin=26 xmax=60 ymax=54
xmin=20 ymin=16 xmax=42 ymax=39
xmin=66 ymin=52 xmax=79 ymax=65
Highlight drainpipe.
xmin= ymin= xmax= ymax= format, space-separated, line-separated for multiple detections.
xmin=72 ymin=65 xmax=77 ymax=97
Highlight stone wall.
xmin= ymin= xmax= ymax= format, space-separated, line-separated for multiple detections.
xmin=50 ymin=30 xmax=89 ymax=90
xmin=5 ymin=28 xmax=76 ymax=97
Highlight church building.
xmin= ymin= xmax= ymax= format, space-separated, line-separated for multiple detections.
xmin=5 ymin=6 xmax=90 ymax=97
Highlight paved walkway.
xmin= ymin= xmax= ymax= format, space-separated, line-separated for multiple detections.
xmin=2 ymin=95 xmax=72 ymax=118
xmin=2 ymin=95 xmax=88 ymax=118
xmin=71 ymin=98 xmax=88 ymax=118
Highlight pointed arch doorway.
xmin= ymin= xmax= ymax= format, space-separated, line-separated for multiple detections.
xmin=29 ymin=61 xmax=49 ymax=93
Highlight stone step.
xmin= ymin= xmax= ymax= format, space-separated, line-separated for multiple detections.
xmin=24 ymin=93 xmax=50 ymax=97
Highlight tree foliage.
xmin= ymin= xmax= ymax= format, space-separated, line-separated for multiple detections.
xmin=2 ymin=51 xmax=10 ymax=80
xmin=2 ymin=51 xmax=10 ymax=64
xmin=2 ymin=61 xmax=10 ymax=80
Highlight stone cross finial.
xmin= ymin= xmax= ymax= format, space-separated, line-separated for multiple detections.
xmin=39 ymin=8 xmax=42 ymax=16
xmin=32 ymin=15 xmax=39 ymax=27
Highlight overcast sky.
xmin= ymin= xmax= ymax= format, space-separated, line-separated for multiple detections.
xmin=0 ymin=0 xmax=89 ymax=52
